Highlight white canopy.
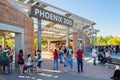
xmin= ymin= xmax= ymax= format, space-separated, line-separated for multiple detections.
xmin=9 ymin=0 xmax=99 ymax=40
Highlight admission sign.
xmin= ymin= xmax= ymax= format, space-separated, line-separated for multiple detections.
xmin=30 ymin=6 xmax=73 ymax=27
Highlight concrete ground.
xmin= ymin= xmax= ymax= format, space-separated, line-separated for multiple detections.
xmin=0 ymin=52 xmax=115 ymax=80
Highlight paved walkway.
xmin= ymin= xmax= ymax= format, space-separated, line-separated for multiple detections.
xmin=0 ymin=52 xmax=115 ymax=80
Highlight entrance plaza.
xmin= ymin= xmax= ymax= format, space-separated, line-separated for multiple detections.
xmin=0 ymin=0 xmax=118 ymax=80
xmin=0 ymin=52 xmax=115 ymax=80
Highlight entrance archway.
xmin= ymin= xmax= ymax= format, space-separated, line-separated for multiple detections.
xmin=0 ymin=22 xmax=24 ymax=66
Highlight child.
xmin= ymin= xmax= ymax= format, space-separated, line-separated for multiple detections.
xmin=26 ymin=54 xmax=32 ymax=75
xmin=36 ymin=50 xmax=43 ymax=73
xmin=53 ymin=49 xmax=59 ymax=70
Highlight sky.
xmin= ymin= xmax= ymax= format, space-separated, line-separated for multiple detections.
xmin=40 ymin=0 xmax=120 ymax=37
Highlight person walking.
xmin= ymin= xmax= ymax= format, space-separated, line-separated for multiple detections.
xmin=65 ymin=47 xmax=73 ymax=73
xmin=7 ymin=47 xmax=14 ymax=74
xmin=1 ymin=49 xmax=9 ymax=74
xmin=53 ymin=49 xmax=59 ymax=70
xmin=18 ymin=49 xmax=24 ymax=75
xmin=92 ymin=46 xmax=98 ymax=65
xmin=0 ymin=45 xmax=2 ymax=70
xmin=58 ymin=47 xmax=63 ymax=64
xmin=36 ymin=50 xmax=43 ymax=73
xmin=26 ymin=54 xmax=32 ymax=75
xmin=104 ymin=49 xmax=110 ymax=64
xmin=63 ymin=46 xmax=67 ymax=67
xmin=0 ymin=45 xmax=2 ymax=55
xmin=76 ymin=48 xmax=84 ymax=73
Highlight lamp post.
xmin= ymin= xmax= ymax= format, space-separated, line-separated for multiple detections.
xmin=38 ymin=19 xmax=42 ymax=50
xmin=81 ymin=24 xmax=90 ymax=52
xmin=66 ymin=26 xmax=69 ymax=47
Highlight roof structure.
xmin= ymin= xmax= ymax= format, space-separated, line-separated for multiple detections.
xmin=0 ymin=30 xmax=15 ymax=39
xmin=7 ymin=0 xmax=99 ymax=40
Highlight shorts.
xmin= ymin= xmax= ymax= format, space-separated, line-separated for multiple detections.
xmin=1 ymin=60 xmax=9 ymax=66
xmin=18 ymin=60 xmax=24 ymax=65
xmin=37 ymin=61 xmax=42 ymax=68
xmin=27 ymin=65 xmax=32 ymax=68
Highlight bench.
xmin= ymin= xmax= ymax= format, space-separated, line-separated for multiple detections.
xmin=108 ymin=58 xmax=120 ymax=69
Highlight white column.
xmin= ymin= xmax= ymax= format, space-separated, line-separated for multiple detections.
xmin=15 ymin=33 xmax=24 ymax=53
xmin=38 ymin=19 xmax=42 ymax=50
xmin=66 ymin=26 xmax=69 ymax=47
xmin=82 ymin=22 xmax=85 ymax=52
xmin=48 ymin=39 xmax=50 ymax=52
xmin=15 ymin=33 xmax=24 ymax=67
xmin=95 ymin=33 xmax=98 ymax=46
xmin=91 ymin=25 xmax=94 ymax=46
xmin=95 ymin=33 xmax=97 ymax=38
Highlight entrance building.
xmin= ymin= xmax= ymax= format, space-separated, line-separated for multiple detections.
xmin=0 ymin=0 xmax=99 ymax=60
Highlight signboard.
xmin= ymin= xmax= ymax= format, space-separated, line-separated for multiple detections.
xmin=30 ymin=6 xmax=73 ymax=27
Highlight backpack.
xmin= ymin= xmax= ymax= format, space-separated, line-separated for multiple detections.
xmin=38 ymin=53 xmax=42 ymax=61
xmin=98 ymin=53 xmax=104 ymax=61
xmin=38 ymin=53 xmax=41 ymax=59
xmin=66 ymin=50 xmax=69 ymax=57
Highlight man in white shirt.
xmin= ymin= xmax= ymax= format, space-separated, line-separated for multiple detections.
xmin=92 ymin=46 xmax=97 ymax=65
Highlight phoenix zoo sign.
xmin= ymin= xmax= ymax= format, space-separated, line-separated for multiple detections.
xmin=30 ymin=6 xmax=73 ymax=27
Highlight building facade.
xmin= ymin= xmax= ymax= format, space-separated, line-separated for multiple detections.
xmin=0 ymin=0 xmax=98 ymax=59
xmin=0 ymin=0 xmax=34 ymax=57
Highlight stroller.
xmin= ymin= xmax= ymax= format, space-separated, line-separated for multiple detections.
xmin=23 ymin=64 xmax=28 ymax=74
xmin=98 ymin=52 xmax=105 ymax=64
xmin=23 ymin=60 xmax=36 ymax=74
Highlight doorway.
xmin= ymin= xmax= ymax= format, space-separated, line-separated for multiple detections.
xmin=0 ymin=22 xmax=24 ymax=67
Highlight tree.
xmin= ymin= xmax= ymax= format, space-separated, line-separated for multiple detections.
xmin=94 ymin=36 xmax=120 ymax=46
xmin=0 ymin=36 xmax=2 ymax=45
xmin=34 ymin=38 xmax=48 ymax=51
xmin=5 ymin=39 xmax=15 ymax=48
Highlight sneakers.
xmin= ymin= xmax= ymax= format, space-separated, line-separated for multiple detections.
xmin=36 ymin=70 xmax=42 ymax=73
xmin=64 ymin=64 xmax=66 ymax=67
xmin=81 ymin=69 xmax=84 ymax=72
xmin=65 ymin=70 xmax=67 ymax=73
xmin=65 ymin=69 xmax=74 ymax=73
